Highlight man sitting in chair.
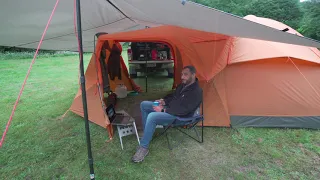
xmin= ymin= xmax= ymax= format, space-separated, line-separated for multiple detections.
xmin=132 ymin=65 xmax=202 ymax=163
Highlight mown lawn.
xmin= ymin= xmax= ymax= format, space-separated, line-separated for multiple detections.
xmin=0 ymin=53 xmax=320 ymax=179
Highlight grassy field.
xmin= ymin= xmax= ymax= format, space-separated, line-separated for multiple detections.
xmin=1 ymin=53 xmax=320 ymax=179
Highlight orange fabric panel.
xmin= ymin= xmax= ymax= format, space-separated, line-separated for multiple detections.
xmin=231 ymin=37 xmax=320 ymax=64
xmin=199 ymin=80 xmax=230 ymax=126
xmin=84 ymin=54 xmax=99 ymax=87
xmin=70 ymin=54 xmax=114 ymax=138
xmin=212 ymin=69 xmax=229 ymax=118
xmin=73 ymin=54 xmax=99 ymax=99
xmin=173 ymin=46 xmax=184 ymax=87
xmin=192 ymin=38 xmax=232 ymax=79
xmin=70 ymin=86 xmax=109 ymax=127
xmin=94 ymin=41 xmax=105 ymax=93
xmin=226 ymin=58 xmax=320 ymax=116
xmin=231 ymin=15 xmax=320 ymax=64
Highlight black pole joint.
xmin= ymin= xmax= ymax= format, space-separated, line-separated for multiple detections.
xmin=80 ymin=76 xmax=85 ymax=84
xmin=88 ymin=158 xmax=94 ymax=165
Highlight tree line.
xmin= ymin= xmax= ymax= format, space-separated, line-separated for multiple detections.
xmin=192 ymin=0 xmax=320 ymax=41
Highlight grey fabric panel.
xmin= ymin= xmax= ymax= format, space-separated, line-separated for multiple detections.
xmin=230 ymin=116 xmax=320 ymax=129
xmin=1 ymin=0 xmax=320 ymax=52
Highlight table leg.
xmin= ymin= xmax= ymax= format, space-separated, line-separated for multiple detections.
xmin=133 ymin=122 xmax=140 ymax=145
xmin=117 ymin=125 xmax=124 ymax=150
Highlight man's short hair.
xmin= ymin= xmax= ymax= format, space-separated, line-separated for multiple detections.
xmin=183 ymin=65 xmax=196 ymax=74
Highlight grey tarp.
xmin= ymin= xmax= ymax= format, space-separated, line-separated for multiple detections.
xmin=1 ymin=0 xmax=320 ymax=52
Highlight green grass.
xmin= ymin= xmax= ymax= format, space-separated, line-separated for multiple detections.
xmin=1 ymin=53 xmax=320 ymax=179
xmin=0 ymin=51 xmax=91 ymax=60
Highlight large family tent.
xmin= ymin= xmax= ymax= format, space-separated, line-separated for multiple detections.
xmin=69 ymin=15 xmax=320 ymax=139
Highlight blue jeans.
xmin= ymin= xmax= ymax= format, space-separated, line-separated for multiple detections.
xmin=139 ymin=101 xmax=177 ymax=148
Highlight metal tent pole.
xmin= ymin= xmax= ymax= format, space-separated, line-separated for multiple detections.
xmin=76 ymin=0 xmax=95 ymax=179
xmin=145 ymin=42 xmax=148 ymax=92
xmin=144 ymin=26 xmax=150 ymax=93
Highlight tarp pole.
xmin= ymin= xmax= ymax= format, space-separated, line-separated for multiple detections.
xmin=76 ymin=0 xmax=95 ymax=179
xmin=145 ymin=42 xmax=148 ymax=92
xmin=93 ymin=35 xmax=96 ymax=52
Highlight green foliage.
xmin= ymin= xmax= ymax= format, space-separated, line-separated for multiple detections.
xmin=246 ymin=0 xmax=302 ymax=29
xmin=192 ymin=0 xmax=252 ymax=16
xmin=191 ymin=0 xmax=320 ymax=41
xmin=299 ymin=0 xmax=320 ymax=41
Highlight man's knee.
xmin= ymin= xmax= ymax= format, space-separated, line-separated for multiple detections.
xmin=140 ymin=101 xmax=152 ymax=110
xmin=146 ymin=112 xmax=160 ymax=124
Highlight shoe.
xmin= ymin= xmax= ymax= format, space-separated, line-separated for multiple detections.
xmin=132 ymin=146 xmax=149 ymax=163
xmin=156 ymin=125 xmax=163 ymax=129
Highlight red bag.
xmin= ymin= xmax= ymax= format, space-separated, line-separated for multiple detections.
xmin=106 ymin=91 xmax=117 ymax=108
xmin=151 ymin=49 xmax=158 ymax=60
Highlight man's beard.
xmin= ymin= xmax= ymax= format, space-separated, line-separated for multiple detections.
xmin=183 ymin=78 xmax=192 ymax=85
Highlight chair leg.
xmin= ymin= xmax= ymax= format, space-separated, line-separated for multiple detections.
xmin=165 ymin=129 xmax=185 ymax=150
xmin=201 ymin=118 xmax=204 ymax=143
xmin=193 ymin=126 xmax=201 ymax=142
xmin=153 ymin=119 xmax=204 ymax=150
xmin=165 ymin=131 xmax=173 ymax=150
xmin=176 ymin=120 xmax=204 ymax=143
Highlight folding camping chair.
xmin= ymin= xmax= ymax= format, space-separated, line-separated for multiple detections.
xmin=154 ymin=100 xmax=204 ymax=150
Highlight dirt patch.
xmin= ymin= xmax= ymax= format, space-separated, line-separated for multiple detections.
xmin=312 ymin=156 xmax=320 ymax=164
xmin=25 ymin=175 xmax=32 ymax=180
xmin=234 ymin=165 xmax=265 ymax=176
xmin=274 ymin=159 xmax=283 ymax=166
xmin=297 ymin=143 xmax=313 ymax=156
xmin=257 ymin=138 xmax=263 ymax=143
xmin=51 ymin=168 xmax=66 ymax=179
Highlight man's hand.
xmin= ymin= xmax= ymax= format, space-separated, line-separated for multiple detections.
xmin=156 ymin=99 xmax=165 ymax=106
xmin=153 ymin=105 xmax=163 ymax=112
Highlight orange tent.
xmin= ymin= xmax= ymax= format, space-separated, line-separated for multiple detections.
xmin=224 ymin=15 xmax=320 ymax=128
xmin=70 ymin=16 xmax=320 ymax=139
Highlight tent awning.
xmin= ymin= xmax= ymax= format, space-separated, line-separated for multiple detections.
xmin=1 ymin=0 xmax=319 ymax=52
